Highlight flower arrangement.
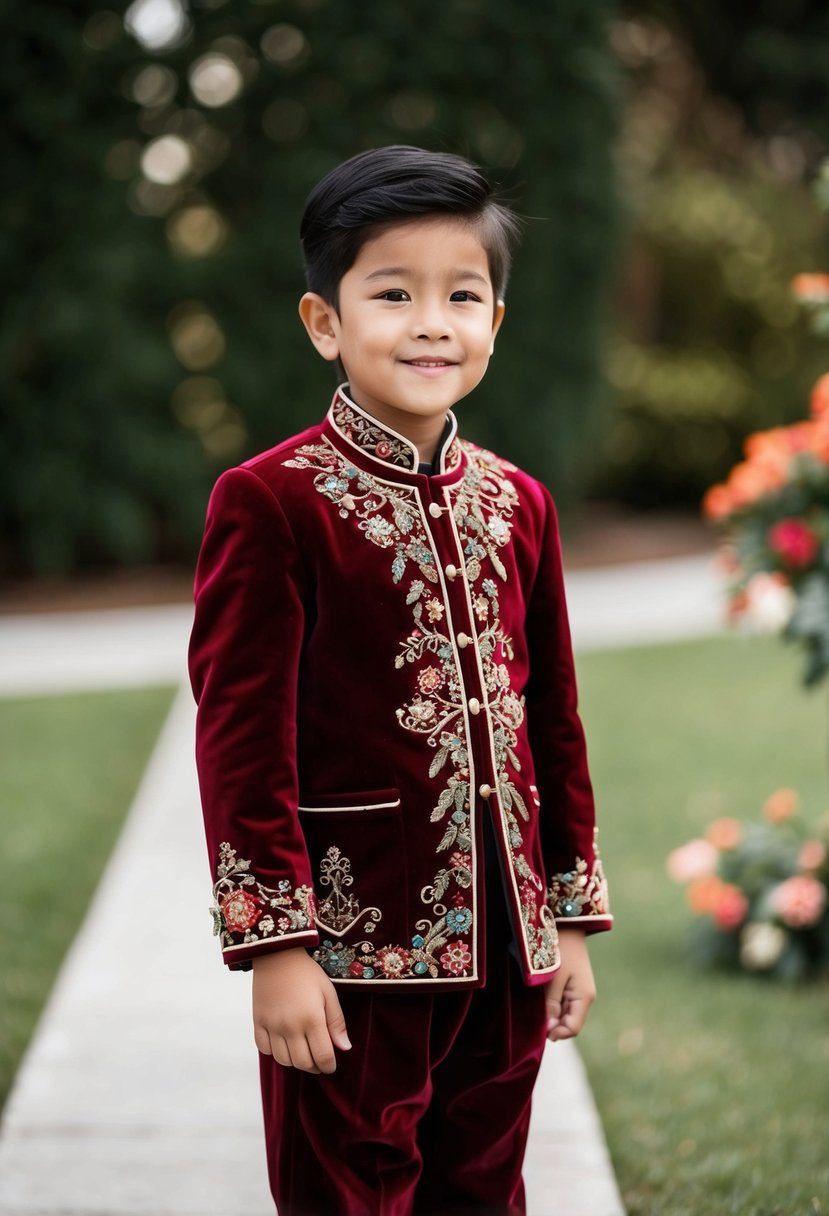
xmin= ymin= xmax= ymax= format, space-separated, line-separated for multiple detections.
xmin=703 ymin=374 xmax=829 ymax=684
xmin=703 ymin=161 xmax=829 ymax=685
xmin=667 ymin=789 xmax=829 ymax=980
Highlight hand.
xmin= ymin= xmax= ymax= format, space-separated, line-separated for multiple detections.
xmin=252 ymin=947 xmax=351 ymax=1074
xmin=544 ymin=929 xmax=596 ymax=1042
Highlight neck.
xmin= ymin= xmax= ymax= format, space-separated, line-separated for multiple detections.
xmin=345 ymin=391 xmax=449 ymax=466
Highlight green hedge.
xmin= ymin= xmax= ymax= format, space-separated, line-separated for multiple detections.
xmin=1 ymin=0 xmax=621 ymax=576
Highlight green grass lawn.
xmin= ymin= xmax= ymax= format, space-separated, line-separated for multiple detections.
xmin=0 ymin=685 xmax=177 ymax=1113
xmin=576 ymin=635 xmax=829 ymax=1216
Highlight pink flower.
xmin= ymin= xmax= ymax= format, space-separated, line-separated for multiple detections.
xmin=763 ymin=788 xmax=799 ymax=824
xmin=767 ymin=519 xmax=820 ymax=569
xmin=799 ymin=839 xmax=827 ymax=871
xmin=440 ymin=941 xmax=472 ymax=976
xmin=770 ymin=875 xmax=827 ymax=928
xmin=666 ymin=839 xmax=719 ymax=883
xmin=711 ymin=883 xmax=749 ymax=931
xmin=220 ymin=888 xmax=261 ymax=933
xmin=375 ymin=440 xmax=393 ymax=458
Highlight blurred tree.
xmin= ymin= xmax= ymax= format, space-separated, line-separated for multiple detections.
xmin=1 ymin=0 xmax=620 ymax=577
xmin=638 ymin=0 xmax=829 ymax=149
xmin=592 ymin=11 xmax=829 ymax=507
xmin=1 ymin=2 xmax=208 ymax=575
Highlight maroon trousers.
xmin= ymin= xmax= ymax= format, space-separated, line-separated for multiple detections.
xmin=258 ymin=850 xmax=549 ymax=1216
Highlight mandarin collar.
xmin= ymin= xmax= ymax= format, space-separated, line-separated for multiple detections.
xmin=327 ymin=385 xmax=462 ymax=476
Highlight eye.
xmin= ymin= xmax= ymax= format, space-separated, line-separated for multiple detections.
xmin=450 ymin=290 xmax=481 ymax=303
xmin=377 ymin=289 xmax=410 ymax=302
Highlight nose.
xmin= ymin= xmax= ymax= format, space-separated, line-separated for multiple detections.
xmin=410 ymin=298 xmax=453 ymax=341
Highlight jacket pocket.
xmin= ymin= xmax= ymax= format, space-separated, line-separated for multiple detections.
xmin=297 ymin=788 xmax=407 ymax=943
xmin=297 ymin=787 xmax=401 ymax=817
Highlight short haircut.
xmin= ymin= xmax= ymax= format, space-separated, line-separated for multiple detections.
xmin=300 ymin=144 xmax=521 ymax=309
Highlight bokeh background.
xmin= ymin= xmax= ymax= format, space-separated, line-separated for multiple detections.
xmin=6 ymin=0 xmax=829 ymax=582
xmin=3 ymin=6 xmax=829 ymax=1215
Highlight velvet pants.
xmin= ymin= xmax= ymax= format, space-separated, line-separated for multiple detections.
xmin=258 ymin=830 xmax=549 ymax=1216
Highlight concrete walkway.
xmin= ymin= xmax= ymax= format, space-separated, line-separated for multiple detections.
xmin=0 ymin=552 xmax=725 ymax=1215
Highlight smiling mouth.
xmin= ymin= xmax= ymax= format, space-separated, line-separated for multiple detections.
xmin=403 ymin=359 xmax=458 ymax=367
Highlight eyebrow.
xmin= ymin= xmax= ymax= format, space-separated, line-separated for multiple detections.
xmin=363 ymin=266 xmax=490 ymax=285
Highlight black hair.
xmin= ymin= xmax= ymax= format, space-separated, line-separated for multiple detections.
xmin=299 ymin=145 xmax=521 ymax=310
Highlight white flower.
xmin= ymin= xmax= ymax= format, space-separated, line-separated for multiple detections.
xmin=744 ymin=573 xmax=796 ymax=634
xmin=739 ymin=922 xmax=787 ymax=970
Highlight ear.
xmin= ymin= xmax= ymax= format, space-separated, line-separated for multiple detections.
xmin=298 ymin=293 xmax=340 ymax=362
xmin=490 ymin=299 xmax=506 ymax=355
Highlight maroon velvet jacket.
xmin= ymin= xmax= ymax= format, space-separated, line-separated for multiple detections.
xmin=188 ymin=386 xmax=612 ymax=990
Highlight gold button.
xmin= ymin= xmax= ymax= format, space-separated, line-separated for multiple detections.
xmin=428 ymin=502 xmax=443 ymax=518
xmin=479 ymin=782 xmax=492 ymax=798
xmin=445 ymin=564 xmax=457 ymax=580
xmin=457 ymin=632 xmax=469 ymax=648
xmin=468 ymin=697 xmax=481 ymax=715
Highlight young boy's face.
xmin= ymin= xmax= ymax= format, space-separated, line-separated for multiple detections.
xmin=300 ymin=216 xmax=505 ymax=431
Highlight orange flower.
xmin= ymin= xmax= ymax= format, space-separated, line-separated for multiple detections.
xmin=726 ymin=588 xmax=749 ymax=620
xmin=792 ymin=273 xmax=829 ymax=302
xmin=810 ymin=372 xmax=829 ymax=421
xmin=763 ymin=788 xmax=799 ymax=824
xmin=702 ymin=484 xmax=733 ymax=521
xmin=705 ymin=817 xmax=743 ymax=850
xmin=712 ymin=883 xmax=749 ymax=931
xmin=742 ymin=429 xmax=792 ymax=482
xmin=726 ymin=461 xmax=780 ymax=510
xmin=799 ymin=839 xmax=827 ymax=871
xmin=687 ymin=875 xmax=726 ymax=915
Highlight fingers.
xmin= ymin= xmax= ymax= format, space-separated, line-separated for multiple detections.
xmin=306 ymin=1024 xmax=338 ymax=1075
xmin=545 ymin=971 xmax=596 ymax=1042
xmin=324 ymin=987 xmax=352 ymax=1053
xmin=547 ymin=989 xmax=593 ymax=1041
xmin=283 ymin=1034 xmax=321 ymax=1075
xmin=254 ymin=1023 xmax=273 ymax=1056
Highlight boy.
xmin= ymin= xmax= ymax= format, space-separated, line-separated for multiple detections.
xmin=188 ymin=144 xmax=612 ymax=1216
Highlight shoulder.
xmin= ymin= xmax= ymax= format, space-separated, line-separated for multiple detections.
xmin=208 ymin=418 xmax=327 ymax=504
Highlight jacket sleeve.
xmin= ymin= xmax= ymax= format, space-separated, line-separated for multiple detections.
xmin=187 ymin=465 xmax=319 ymax=970
xmin=524 ymin=480 xmax=612 ymax=934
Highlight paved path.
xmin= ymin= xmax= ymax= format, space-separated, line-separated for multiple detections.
xmin=0 ymin=552 xmax=725 ymax=1215
xmin=0 ymin=555 xmax=723 ymax=698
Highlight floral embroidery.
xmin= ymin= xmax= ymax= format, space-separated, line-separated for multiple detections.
xmin=316 ymin=845 xmax=382 ymax=936
xmin=445 ymin=905 xmax=472 ymax=934
xmin=331 ymin=393 xmax=461 ymax=472
xmin=332 ymin=398 xmax=416 ymax=468
xmin=448 ymin=445 xmax=563 ymax=969
xmin=211 ymin=842 xmax=315 ymax=951
xmin=280 ymin=421 xmax=597 ymax=981
xmin=282 ymin=439 xmax=438 ymax=586
xmin=548 ymin=838 xmax=610 ymax=919
xmin=440 ymin=940 xmax=472 ymax=976
xmin=313 ymin=915 xmax=454 ymax=980
xmin=376 ymin=945 xmax=411 ymax=977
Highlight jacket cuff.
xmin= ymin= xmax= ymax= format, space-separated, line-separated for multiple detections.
xmin=547 ymin=834 xmax=612 ymax=934
xmin=211 ymin=841 xmax=319 ymax=968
